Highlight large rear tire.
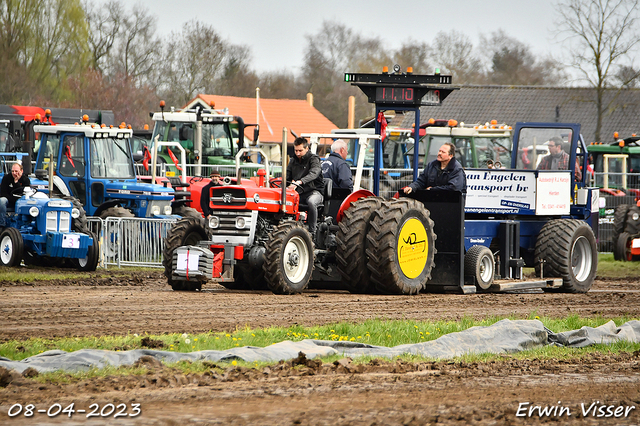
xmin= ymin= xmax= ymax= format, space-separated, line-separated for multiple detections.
xmin=162 ymin=217 xmax=207 ymax=291
xmin=173 ymin=205 xmax=202 ymax=219
xmin=535 ymin=219 xmax=597 ymax=293
xmin=0 ymin=228 xmax=23 ymax=267
xmin=263 ymin=222 xmax=314 ymax=294
xmin=335 ymin=197 xmax=383 ymax=293
xmin=366 ymin=199 xmax=436 ymax=295
xmin=464 ymin=245 xmax=495 ymax=290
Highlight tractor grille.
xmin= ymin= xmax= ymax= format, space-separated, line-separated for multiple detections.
xmin=46 ymin=211 xmax=71 ymax=233
xmin=210 ymin=188 xmax=246 ymax=207
xmin=209 ymin=210 xmax=258 ymax=246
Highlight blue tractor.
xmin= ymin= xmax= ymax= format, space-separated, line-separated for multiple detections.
xmin=30 ymin=119 xmax=199 ymax=220
xmin=0 ymin=184 xmax=98 ymax=270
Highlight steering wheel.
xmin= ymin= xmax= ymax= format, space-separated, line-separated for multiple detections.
xmin=11 ymin=186 xmax=36 ymax=198
xmin=189 ymin=176 xmax=204 ymax=184
xmin=269 ymin=177 xmax=282 ymax=188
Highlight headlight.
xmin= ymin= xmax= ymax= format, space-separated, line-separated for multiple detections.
xmin=253 ymin=193 xmax=260 ymax=203
xmin=235 ymin=217 xmax=246 ymax=229
xmin=209 ymin=216 xmax=220 ymax=229
xmin=151 ymin=205 xmax=161 ymax=215
xmin=71 ymin=208 xmax=80 ymax=219
xmin=163 ymin=205 xmax=172 ymax=215
xmin=633 ymin=213 xmax=639 ymax=221
xmin=29 ymin=206 xmax=39 ymax=217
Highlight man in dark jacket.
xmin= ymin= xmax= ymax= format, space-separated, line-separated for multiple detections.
xmin=321 ymin=139 xmax=353 ymax=191
xmin=287 ymin=137 xmax=324 ymax=235
xmin=403 ymin=142 xmax=466 ymax=196
xmin=200 ymin=170 xmax=222 ymax=217
xmin=0 ymin=162 xmax=31 ymax=226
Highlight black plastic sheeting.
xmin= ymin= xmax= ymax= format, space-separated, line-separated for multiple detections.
xmin=1 ymin=319 xmax=639 ymax=374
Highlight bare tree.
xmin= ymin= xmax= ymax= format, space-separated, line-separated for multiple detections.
xmin=84 ymin=0 xmax=123 ymax=73
xmin=430 ymin=30 xmax=485 ymax=84
xmin=481 ymin=30 xmax=564 ymax=86
xmin=557 ymin=0 xmax=640 ymax=141
xmin=393 ymin=40 xmax=431 ymax=74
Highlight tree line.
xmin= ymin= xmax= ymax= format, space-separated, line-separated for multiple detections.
xmin=1 ymin=0 xmax=638 ymax=140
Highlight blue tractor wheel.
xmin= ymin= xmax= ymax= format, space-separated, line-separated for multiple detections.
xmin=0 ymin=228 xmax=24 ymax=267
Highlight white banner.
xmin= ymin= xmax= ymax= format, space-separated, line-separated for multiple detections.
xmin=465 ymin=170 xmax=536 ymax=214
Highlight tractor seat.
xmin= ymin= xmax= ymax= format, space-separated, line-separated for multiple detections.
xmin=298 ymin=178 xmax=330 ymax=214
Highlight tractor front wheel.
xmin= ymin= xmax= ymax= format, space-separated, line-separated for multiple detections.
xmin=464 ymin=245 xmax=495 ymax=290
xmin=162 ymin=217 xmax=207 ymax=291
xmin=0 ymin=228 xmax=23 ymax=267
xmin=73 ymin=232 xmax=99 ymax=271
xmin=263 ymin=222 xmax=314 ymax=294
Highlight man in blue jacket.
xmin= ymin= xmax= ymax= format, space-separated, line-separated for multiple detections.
xmin=403 ymin=142 xmax=466 ymax=196
xmin=321 ymin=139 xmax=353 ymax=191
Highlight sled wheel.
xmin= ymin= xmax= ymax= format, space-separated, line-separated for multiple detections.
xmin=612 ymin=204 xmax=631 ymax=260
xmin=535 ymin=219 xmax=597 ymax=293
xmin=74 ymin=231 xmax=99 ymax=271
xmin=162 ymin=216 xmax=207 ymax=291
xmin=0 ymin=228 xmax=23 ymax=267
xmin=616 ymin=232 xmax=633 ymax=262
xmin=366 ymin=198 xmax=436 ymax=295
xmin=464 ymin=245 xmax=495 ymax=290
xmin=335 ymin=196 xmax=383 ymax=293
xmin=263 ymin=222 xmax=314 ymax=294
xmin=172 ymin=205 xmax=202 ymax=219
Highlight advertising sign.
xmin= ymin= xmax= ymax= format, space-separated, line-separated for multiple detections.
xmin=464 ymin=170 xmax=536 ymax=214
xmin=535 ymin=171 xmax=571 ymax=215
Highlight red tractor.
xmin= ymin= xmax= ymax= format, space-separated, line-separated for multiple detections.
xmin=162 ymin=133 xmax=425 ymax=294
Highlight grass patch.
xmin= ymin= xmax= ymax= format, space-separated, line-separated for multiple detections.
xmin=596 ymin=253 xmax=640 ymax=277
xmin=2 ymin=314 xmax=637 ymax=361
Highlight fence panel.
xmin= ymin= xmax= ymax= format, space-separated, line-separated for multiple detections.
xmin=88 ymin=217 xmax=177 ymax=269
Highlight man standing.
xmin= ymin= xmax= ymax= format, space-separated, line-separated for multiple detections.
xmin=287 ymin=137 xmax=324 ymax=235
xmin=0 ymin=162 xmax=31 ymax=226
xmin=200 ymin=170 xmax=222 ymax=217
xmin=321 ymin=139 xmax=353 ymax=191
xmin=403 ymin=142 xmax=466 ymax=196
xmin=537 ymin=136 xmax=582 ymax=181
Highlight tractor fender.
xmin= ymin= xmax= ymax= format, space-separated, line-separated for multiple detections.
xmin=335 ymin=189 xmax=375 ymax=224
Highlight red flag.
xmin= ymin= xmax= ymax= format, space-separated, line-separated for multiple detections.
xmin=377 ymin=111 xmax=387 ymax=138
xmin=167 ymin=148 xmax=183 ymax=171
xmin=142 ymin=146 xmax=152 ymax=171
xmin=64 ymin=145 xmax=75 ymax=167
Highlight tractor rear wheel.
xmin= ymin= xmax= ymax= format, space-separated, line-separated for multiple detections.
xmin=0 ymin=228 xmax=23 ymax=267
xmin=263 ymin=221 xmax=314 ymax=294
xmin=366 ymin=199 xmax=436 ymax=295
xmin=335 ymin=196 xmax=383 ymax=293
xmin=73 ymin=231 xmax=99 ymax=271
xmin=613 ymin=204 xmax=631 ymax=260
xmin=535 ymin=219 xmax=597 ymax=293
xmin=162 ymin=216 xmax=207 ymax=291
xmin=464 ymin=245 xmax=495 ymax=290
xmin=173 ymin=205 xmax=202 ymax=219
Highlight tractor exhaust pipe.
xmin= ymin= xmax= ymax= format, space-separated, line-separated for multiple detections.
xmin=281 ymin=127 xmax=288 ymax=212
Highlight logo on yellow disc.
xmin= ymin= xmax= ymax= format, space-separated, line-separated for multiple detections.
xmin=397 ymin=218 xmax=428 ymax=279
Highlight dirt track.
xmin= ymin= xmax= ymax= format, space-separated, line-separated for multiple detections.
xmin=1 ymin=269 xmax=640 ymax=425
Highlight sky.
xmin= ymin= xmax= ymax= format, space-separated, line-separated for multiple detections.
xmin=91 ymin=0 xmax=565 ymax=74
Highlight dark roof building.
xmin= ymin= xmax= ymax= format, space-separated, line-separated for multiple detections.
xmin=399 ymin=85 xmax=640 ymax=143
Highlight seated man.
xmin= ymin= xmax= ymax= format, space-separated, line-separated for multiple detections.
xmin=403 ymin=142 xmax=466 ymax=196
xmin=321 ymin=139 xmax=353 ymax=191
xmin=200 ymin=171 xmax=222 ymax=218
xmin=0 ymin=163 xmax=31 ymax=226
xmin=537 ymin=136 xmax=582 ymax=181
xmin=287 ymin=137 xmax=324 ymax=235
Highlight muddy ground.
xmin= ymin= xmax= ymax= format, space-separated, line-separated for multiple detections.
xmin=1 ymin=269 xmax=639 ymax=425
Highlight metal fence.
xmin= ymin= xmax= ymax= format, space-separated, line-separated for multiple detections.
xmin=88 ymin=217 xmax=177 ymax=269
